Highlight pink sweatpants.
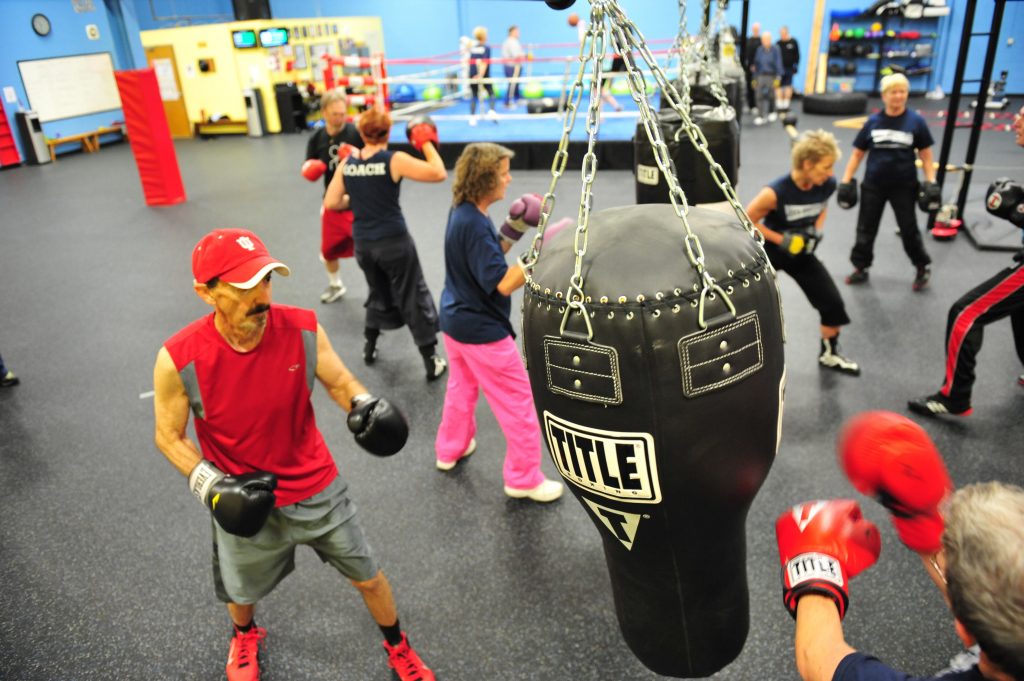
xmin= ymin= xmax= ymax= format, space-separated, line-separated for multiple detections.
xmin=434 ymin=333 xmax=546 ymax=490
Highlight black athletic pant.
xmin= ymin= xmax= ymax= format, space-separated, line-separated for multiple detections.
xmin=939 ymin=259 xmax=1024 ymax=406
xmin=766 ymin=244 xmax=851 ymax=327
xmin=470 ymin=80 xmax=495 ymax=114
xmin=355 ymin=232 xmax=439 ymax=348
xmin=850 ymin=181 xmax=931 ymax=271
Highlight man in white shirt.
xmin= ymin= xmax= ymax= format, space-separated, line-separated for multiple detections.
xmin=502 ymin=25 xmax=525 ymax=108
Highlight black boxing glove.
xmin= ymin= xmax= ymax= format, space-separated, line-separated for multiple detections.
xmin=189 ymin=460 xmax=277 ymax=537
xmin=348 ymin=394 xmax=409 ymax=457
xmin=985 ymin=178 xmax=1024 ymax=228
xmin=837 ymin=180 xmax=858 ymax=210
xmin=917 ymin=181 xmax=942 ymax=213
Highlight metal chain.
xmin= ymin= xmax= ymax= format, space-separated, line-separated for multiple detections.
xmin=525 ymin=0 xmax=764 ymax=330
xmin=565 ymin=1 xmax=608 ymax=316
xmin=522 ymin=2 xmax=602 ymax=275
xmin=688 ymin=0 xmax=731 ymax=109
xmin=605 ymin=6 xmax=738 ymax=327
xmin=620 ymin=10 xmax=758 ymax=243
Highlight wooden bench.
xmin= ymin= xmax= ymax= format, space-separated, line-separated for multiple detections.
xmin=45 ymin=125 xmax=124 ymax=162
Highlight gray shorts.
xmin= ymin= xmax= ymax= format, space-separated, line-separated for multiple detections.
xmin=212 ymin=475 xmax=379 ymax=604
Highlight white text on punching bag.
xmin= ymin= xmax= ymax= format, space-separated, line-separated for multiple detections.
xmin=543 ymin=413 xmax=661 ymax=503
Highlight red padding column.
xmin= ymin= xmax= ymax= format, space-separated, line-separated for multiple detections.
xmin=114 ymin=69 xmax=186 ymax=206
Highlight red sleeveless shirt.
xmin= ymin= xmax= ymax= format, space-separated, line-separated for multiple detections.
xmin=164 ymin=305 xmax=337 ymax=506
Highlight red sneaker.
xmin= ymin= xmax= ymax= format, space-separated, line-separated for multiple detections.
xmin=383 ymin=634 xmax=435 ymax=681
xmin=226 ymin=626 xmax=266 ymax=681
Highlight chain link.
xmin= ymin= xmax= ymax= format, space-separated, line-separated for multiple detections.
xmin=525 ymin=0 xmax=761 ymax=331
xmin=522 ymin=4 xmax=603 ymax=275
xmin=605 ymin=8 xmax=736 ymax=326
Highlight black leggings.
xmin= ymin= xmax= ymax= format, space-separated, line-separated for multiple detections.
xmin=766 ymin=243 xmax=851 ymax=328
xmin=850 ymin=181 xmax=930 ymax=271
xmin=355 ymin=232 xmax=439 ymax=348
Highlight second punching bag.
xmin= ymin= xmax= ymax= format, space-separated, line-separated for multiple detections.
xmin=635 ymin=105 xmax=739 ymax=205
xmin=522 ymin=204 xmax=785 ymax=677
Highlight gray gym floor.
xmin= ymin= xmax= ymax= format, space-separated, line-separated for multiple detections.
xmin=1 ymin=99 xmax=1022 ymax=680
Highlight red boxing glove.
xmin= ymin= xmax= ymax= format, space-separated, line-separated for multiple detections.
xmin=838 ymin=410 xmax=952 ymax=553
xmin=776 ymin=499 xmax=881 ymax=620
xmin=336 ymin=143 xmax=357 ymax=163
xmin=406 ymin=115 xmax=439 ymax=152
xmin=499 ymin=193 xmax=543 ymax=243
xmin=301 ymin=159 xmax=327 ymax=182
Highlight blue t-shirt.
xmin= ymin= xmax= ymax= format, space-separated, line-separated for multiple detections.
xmin=753 ymin=44 xmax=784 ymax=76
xmin=834 ymin=652 xmax=983 ymax=681
xmin=853 ymin=109 xmax=934 ymax=186
xmin=342 ymin=149 xmax=407 ymax=242
xmin=469 ymin=42 xmax=491 ymax=77
xmin=764 ymin=174 xmax=836 ymax=233
xmin=439 ymin=202 xmax=514 ymax=344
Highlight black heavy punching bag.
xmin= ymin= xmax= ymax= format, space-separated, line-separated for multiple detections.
xmin=661 ymin=72 xmax=744 ymax=119
xmin=522 ymin=204 xmax=785 ymax=678
xmin=635 ymin=105 xmax=739 ymax=205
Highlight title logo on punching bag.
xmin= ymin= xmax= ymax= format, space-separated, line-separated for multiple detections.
xmin=582 ymin=497 xmax=643 ymax=550
xmin=543 ymin=412 xmax=661 ymax=503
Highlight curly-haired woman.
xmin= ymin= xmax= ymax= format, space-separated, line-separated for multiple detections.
xmin=433 ymin=142 xmax=563 ymax=503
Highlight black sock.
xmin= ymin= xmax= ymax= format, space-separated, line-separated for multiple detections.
xmin=379 ymin=619 xmax=403 ymax=646
xmin=365 ymin=328 xmax=381 ymax=343
xmin=234 ymin=619 xmax=255 ymax=634
xmin=417 ymin=343 xmax=436 ymax=360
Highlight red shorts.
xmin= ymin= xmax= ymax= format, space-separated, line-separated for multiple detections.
xmin=320 ymin=206 xmax=354 ymax=260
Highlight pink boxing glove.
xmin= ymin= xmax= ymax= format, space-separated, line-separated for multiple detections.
xmin=499 ymin=193 xmax=543 ymax=243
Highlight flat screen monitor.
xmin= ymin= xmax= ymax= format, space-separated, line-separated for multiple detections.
xmin=259 ymin=28 xmax=289 ymax=48
xmin=232 ymin=30 xmax=257 ymax=49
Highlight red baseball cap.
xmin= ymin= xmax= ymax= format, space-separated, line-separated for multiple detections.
xmin=192 ymin=228 xmax=290 ymax=289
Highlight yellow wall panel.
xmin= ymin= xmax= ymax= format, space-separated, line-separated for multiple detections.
xmin=140 ymin=17 xmax=384 ymax=133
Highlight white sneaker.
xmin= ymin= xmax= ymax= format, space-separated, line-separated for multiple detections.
xmin=753 ymin=116 xmax=765 ymax=126
xmin=468 ymin=115 xmax=478 ymax=127
xmin=436 ymin=438 xmax=476 ymax=471
xmin=320 ymin=284 xmax=346 ymax=303
xmin=818 ymin=338 xmax=861 ymax=376
xmin=768 ymin=112 xmax=778 ymax=122
xmin=486 ymin=109 xmax=499 ymax=121
xmin=504 ymin=478 xmax=564 ymax=503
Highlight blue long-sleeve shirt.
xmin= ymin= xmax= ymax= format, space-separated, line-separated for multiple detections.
xmin=752 ymin=45 xmax=784 ymax=76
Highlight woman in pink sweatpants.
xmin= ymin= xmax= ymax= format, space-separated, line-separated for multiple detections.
xmin=434 ymin=142 xmax=563 ymax=503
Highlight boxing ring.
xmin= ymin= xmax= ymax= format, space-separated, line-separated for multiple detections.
xmin=318 ymin=38 xmax=679 ymax=169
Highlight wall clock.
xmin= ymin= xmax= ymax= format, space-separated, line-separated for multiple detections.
xmin=32 ymin=13 xmax=51 ymax=37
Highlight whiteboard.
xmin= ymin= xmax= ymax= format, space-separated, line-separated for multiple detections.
xmin=18 ymin=53 xmax=122 ymax=123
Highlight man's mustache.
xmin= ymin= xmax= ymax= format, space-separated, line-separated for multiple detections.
xmin=247 ymin=304 xmax=271 ymax=316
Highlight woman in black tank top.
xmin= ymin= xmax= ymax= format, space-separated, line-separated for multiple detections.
xmin=324 ymin=108 xmax=450 ymax=381
xmin=746 ymin=129 xmax=861 ymax=377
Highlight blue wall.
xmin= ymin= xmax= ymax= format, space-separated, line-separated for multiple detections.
xmin=0 ymin=0 xmax=146 ymax=162
xmin=939 ymin=0 xmax=1023 ymax=96
xmin=720 ymin=0 xmax=1021 ymax=96
xmin=4 ymin=0 xmax=1020 ymax=166
xmin=128 ymin=0 xmax=1022 ymax=95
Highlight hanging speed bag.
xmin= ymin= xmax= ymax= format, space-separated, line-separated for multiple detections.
xmin=635 ymin=105 xmax=740 ymax=205
xmin=522 ymin=204 xmax=785 ymax=678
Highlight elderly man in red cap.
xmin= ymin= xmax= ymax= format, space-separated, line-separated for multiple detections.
xmin=152 ymin=228 xmax=434 ymax=681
